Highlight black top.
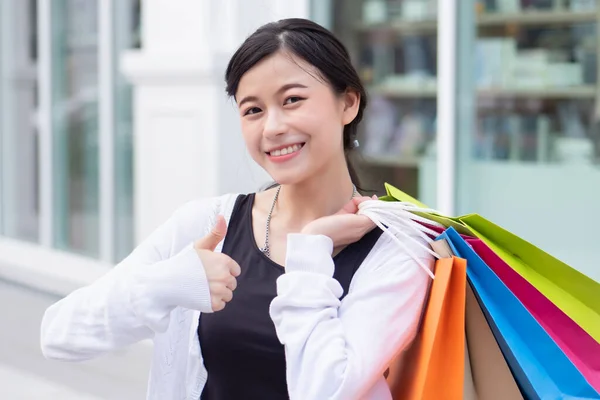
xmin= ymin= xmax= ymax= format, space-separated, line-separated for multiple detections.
xmin=198 ymin=193 xmax=382 ymax=400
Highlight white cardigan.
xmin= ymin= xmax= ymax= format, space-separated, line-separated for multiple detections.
xmin=40 ymin=193 xmax=433 ymax=400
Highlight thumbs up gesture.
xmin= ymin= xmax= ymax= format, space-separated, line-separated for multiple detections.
xmin=194 ymin=215 xmax=241 ymax=312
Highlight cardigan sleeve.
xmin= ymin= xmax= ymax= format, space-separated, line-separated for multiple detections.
xmin=40 ymin=196 xmax=223 ymax=362
xmin=269 ymin=232 xmax=433 ymax=400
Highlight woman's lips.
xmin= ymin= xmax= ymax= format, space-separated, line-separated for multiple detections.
xmin=266 ymin=143 xmax=305 ymax=163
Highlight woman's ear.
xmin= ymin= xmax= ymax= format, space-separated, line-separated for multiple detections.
xmin=341 ymin=90 xmax=360 ymax=126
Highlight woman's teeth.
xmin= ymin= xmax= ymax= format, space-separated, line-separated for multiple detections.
xmin=270 ymin=144 xmax=302 ymax=157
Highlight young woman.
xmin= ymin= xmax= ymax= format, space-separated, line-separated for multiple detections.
xmin=40 ymin=18 xmax=434 ymax=400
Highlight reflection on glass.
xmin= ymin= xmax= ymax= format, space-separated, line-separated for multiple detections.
xmin=0 ymin=0 xmax=39 ymax=242
xmin=51 ymin=0 xmax=99 ymax=257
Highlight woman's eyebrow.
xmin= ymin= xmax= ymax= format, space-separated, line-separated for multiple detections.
xmin=238 ymin=83 xmax=308 ymax=107
xmin=277 ymin=82 xmax=308 ymax=93
xmin=238 ymin=95 xmax=258 ymax=108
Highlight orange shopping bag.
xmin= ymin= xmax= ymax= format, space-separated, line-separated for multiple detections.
xmin=386 ymin=256 xmax=467 ymax=400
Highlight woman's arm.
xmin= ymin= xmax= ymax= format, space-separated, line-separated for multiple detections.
xmin=40 ymin=198 xmax=219 ymax=362
xmin=269 ymin=232 xmax=433 ymax=400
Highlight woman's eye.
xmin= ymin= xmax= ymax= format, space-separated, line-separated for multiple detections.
xmin=284 ymin=96 xmax=303 ymax=105
xmin=244 ymin=107 xmax=262 ymax=116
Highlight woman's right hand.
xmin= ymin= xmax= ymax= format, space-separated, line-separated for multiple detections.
xmin=194 ymin=215 xmax=241 ymax=312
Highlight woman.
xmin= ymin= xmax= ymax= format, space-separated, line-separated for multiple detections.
xmin=40 ymin=18 xmax=433 ymax=400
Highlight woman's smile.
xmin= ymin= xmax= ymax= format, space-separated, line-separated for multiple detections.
xmin=266 ymin=143 xmax=305 ymax=163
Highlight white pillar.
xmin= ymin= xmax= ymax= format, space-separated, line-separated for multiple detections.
xmin=436 ymin=0 xmax=457 ymax=216
xmin=121 ymin=0 xmax=309 ymax=243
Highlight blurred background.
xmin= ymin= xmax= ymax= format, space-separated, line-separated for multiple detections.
xmin=0 ymin=0 xmax=598 ymax=398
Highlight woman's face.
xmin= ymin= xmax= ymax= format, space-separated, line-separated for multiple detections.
xmin=235 ymin=51 xmax=359 ymax=185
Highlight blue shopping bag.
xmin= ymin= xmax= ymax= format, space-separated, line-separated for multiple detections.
xmin=439 ymin=227 xmax=600 ymax=400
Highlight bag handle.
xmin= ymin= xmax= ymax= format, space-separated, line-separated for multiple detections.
xmin=358 ymin=200 xmax=443 ymax=280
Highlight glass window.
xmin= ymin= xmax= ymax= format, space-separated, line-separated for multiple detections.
xmin=1 ymin=0 xmax=136 ymax=262
xmin=330 ymin=0 xmax=439 ymax=200
xmin=113 ymin=0 xmax=141 ymax=262
xmin=0 ymin=0 xmax=40 ymax=242
xmin=454 ymin=1 xmax=600 ymax=281
xmin=51 ymin=0 xmax=100 ymax=257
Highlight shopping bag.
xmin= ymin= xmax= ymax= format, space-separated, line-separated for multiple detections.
xmin=386 ymin=257 xmax=466 ymax=400
xmin=432 ymin=238 xmax=524 ymax=400
xmin=463 ymin=336 xmax=477 ymax=400
xmin=433 ymin=237 xmax=523 ymax=400
xmin=442 ymin=228 xmax=600 ymax=399
xmin=431 ymin=241 xmax=478 ymax=400
xmin=467 ymin=237 xmax=600 ymax=392
xmin=382 ymin=182 xmax=600 ymax=343
xmin=464 ymin=280 xmax=523 ymax=400
xmin=460 ymin=214 xmax=600 ymax=344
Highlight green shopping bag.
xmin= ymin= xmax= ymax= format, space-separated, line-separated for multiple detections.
xmin=460 ymin=215 xmax=600 ymax=343
xmin=382 ymin=183 xmax=600 ymax=343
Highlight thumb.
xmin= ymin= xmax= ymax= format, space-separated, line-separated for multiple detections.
xmin=196 ymin=215 xmax=227 ymax=251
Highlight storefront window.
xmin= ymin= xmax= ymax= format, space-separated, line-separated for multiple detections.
xmin=1 ymin=0 xmax=137 ymax=263
xmin=454 ymin=1 xmax=600 ymax=279
xmin=51 ymin=0 xmax=100 ymax=257
xmin=329 ymin=0 xmax=598 ymax=279
xmin=0 ymin=0 xmax=40 ymax=243
xmin=330 ymin=0 xmax=439 ymax=198
xmin=113 ymin=0 xmax=141 ymax=262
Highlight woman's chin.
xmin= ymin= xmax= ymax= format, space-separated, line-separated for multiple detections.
xmin=267 ymin=174 xmax=302 ymax=186
xmin=266 ymin=168 xmax=310 ymax=186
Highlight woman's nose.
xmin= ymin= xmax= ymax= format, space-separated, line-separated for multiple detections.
xmin=263 ymin=109 xmax=287 ymax=138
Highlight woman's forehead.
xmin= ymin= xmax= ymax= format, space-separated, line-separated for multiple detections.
xmin=237 ymin=52 xmax=323 ymax=95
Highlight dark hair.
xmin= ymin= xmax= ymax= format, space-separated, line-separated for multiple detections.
xmin=225 ymin=18 xmax=367 ymax=190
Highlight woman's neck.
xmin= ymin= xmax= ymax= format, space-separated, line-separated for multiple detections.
xmin=275 ymin=165 xmax=356 ymax=228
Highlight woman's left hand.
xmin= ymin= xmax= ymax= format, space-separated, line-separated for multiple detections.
xmin=301 ymin=195 xmax=377 ymax=248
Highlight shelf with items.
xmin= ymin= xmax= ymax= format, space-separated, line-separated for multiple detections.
xmin=357 ymin=4 xmax=599 ymax=93
xmin=356 ymin=9 xmax=598 ymax=34
xmin=368 ymin=84 xmax=437 ymax=98
xmin=369 ymin=84 xmax=597 ymax=99
xmin=356 ymin=19 xmax=437 ymax=35
xmin=361 ymin=28 xmax=598 ymax=97
xmin=470 ymin=1 xmax=600 ymax=167
xmin=353 ymin=3 xmax=437 ymax=172
xmin=356 ymin=93 xmax=436 ymax=171
xmin=358 ymin=108 xmax=600 ymax=169
xmin=477 ymin=86 xmax=597 ymax=99
xmin=477 ymin=10 xmax=597 ymax=27
xmin=351 ymin=0 xmax=600 ymax=175
xmin=358 ymin=0 xmax=438 ymax=33
xmin=473 ymin=100 xmax=600 ymax=166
